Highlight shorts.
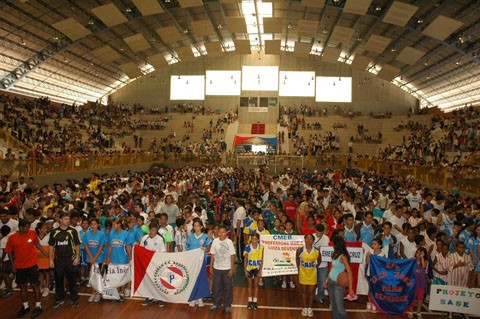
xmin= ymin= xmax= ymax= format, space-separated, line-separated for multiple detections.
xmin=246 ymin=269 xmax=260 ymax=278
xmin=416 ymin=288 xmax=425 ymax=301
xmin=80 ymin=249 xmax=88 ymax=268
xmin=1 ymin=260 xmax=12 ymax=274
xmin=16 ymin=265 xmax=40 ymax=285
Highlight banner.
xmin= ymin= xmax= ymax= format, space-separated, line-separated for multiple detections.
xmin=319 ymin=246 xmax=364 ymax=263
xmin=89 ymin=263 xmax=131 ymax=300
xmin=368 ymin=255 xmax=416 ymax=316
xmin=260 ymin=235 xmax=304 ymax=277
xmin=132 ymin=245 xmax=210 ymax=303
xmin=429 ymin=285 xmax=480 ymax=315
xmin=248 ymin=107 xmax=268 ymax=112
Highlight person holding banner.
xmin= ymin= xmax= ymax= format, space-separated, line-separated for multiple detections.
xmin=186 ymin=219 xmax=211 ymax=308
xmin=106 ymin=218 xmax=132 ymax=303
xmin=297 ymin=234 xmax=321 ymax=318
xmin=408 ymin=247 xmax=428 ymax=319
xmin=313 ymin=224 xmax=329 ymax=304
xmin=325 ymin=236 xmax=354 ymax=319
xmin=140 ymin=220 xmax=166 ymax=307
xmin=83 ymin=218 xmax=105 ymax=303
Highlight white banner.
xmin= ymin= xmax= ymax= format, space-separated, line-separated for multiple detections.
xmin=429 ymin=285 xmax=480 ymax=315
xmin=132 ymin=246 xmax=210 ymax=303
xmin=319 ymin=246 xmax=364 ymax=264
xmin=248 ymin=107 xmax=268 ymax=112
xmin=260 ymin=235 xmax=304 ymax=277
xmin=89 ymin=263 xmax=130 ymax=300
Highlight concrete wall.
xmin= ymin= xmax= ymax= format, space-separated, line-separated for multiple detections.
xmin=110 ymin=52 xmax=418 ymax=115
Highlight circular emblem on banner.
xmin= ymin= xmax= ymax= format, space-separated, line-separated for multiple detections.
xmin=153 ymin=261 xmax=190 ymax=295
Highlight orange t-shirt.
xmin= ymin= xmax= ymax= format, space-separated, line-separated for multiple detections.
xmin=37 ymin=246 xmax=50 ymax=270
xmin=5 ymin=230 xmax=40 ymax=269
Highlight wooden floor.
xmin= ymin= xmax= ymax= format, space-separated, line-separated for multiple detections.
xmin=0 ymin=285 xmax=462 ymax=319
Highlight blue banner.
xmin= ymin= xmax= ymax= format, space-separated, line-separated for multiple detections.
xmin=368 ymin=255 xmax=417 ymax=316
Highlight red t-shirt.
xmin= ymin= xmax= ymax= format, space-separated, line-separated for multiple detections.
xmin=5 ymin=230 xmax=40 ymax=269
xmin=284 ymin=201 xmax=297 ymax=222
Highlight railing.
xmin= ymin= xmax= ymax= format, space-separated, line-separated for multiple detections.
xmin=236 ymin=155 xmax=305 ymax=174
xmin=0 ymin=151 xmax=478 ymax=195
xmin=0 ymin=130 xmax=33 ymax=154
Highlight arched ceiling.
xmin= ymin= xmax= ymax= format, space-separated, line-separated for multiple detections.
xmin=0 ymin=0 xmax=478 ymax=110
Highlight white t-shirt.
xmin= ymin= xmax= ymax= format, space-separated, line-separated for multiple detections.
xmin=406 ymin=193 xmax=421 ymax=210
xmin=140 ymin=234 xmax=166 ymax=252
xmin=0 ymin=219 xmax=18 ymax=234
xmin=0 ymin=236 xmax=9 ymax=261
xmin=233 ymin=206 xmax=246 ymax=229
xmin=174 ymin=229 xmax=187 ymax=252
xmin=400 ymin=238 xmax=416 ymax=259
xmin=313 ymin=234 xmax=330 ymax=268
xmin=210 ymin=237 xmax=236 ymax=270
xmin=390 ymin=215 xmax=405 ymax=237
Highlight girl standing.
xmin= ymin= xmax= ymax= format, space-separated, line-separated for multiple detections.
xmin=35 ymin=222 xmax=50 ymax=298
xmin=409 ymin=247 xmax=428 ymax=319
xmin=243 ymin=233 xmax=263 ymax=310
xmin=83 ymin=218 xmax=105 ymax=303
xmin=186 ymin=219 xmax=211 ymax=307
xmin=106 ymin=218 xmax=132 ymax=303
xmin=325 ymin=236 xmax=354 ymax=319
xmin=365 ymin=238 xmax=386 ymax=312
xmin=297 ymin=234 xmax=321 ymax=318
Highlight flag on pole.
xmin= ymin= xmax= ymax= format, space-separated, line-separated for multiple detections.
xmin=132 ymin=245 xmax=210 ymax=303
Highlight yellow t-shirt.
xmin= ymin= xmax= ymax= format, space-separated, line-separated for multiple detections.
xmin=298 ymin=246 xmax=319 ymax=285
xmin=243 ymin=244 xmax=264 ymax=271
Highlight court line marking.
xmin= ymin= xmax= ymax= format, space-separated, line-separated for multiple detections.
xmin=73 ymin=291 xmax=444 ymax=314
xmin=12 ymin=289 xmax=447 ymax=315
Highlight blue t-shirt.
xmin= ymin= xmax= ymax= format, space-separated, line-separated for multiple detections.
xmin=186 ymin=232 xmax=211 ymax=251
xmin=359 ymin=224 xmax=374 ymax=246
xmin=82 ymin=230 xmax=106 ymax=264
xmin=129 ymin=224 xmax=144 ymax=245
xmin=108 ymin=229 xmax=132 ymax=264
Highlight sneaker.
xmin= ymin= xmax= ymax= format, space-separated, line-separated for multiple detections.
xmin=52 ymin=300 xmax=64 ymax=309
xmin=318 ymin=298 xmax=324 ymax=304
xmin=247 ymin=302 xmax=253 ymax=310
xmin=42 ymin=288 xmax=49 ymax=298
xmin=88 ymin=295 xmax=95 ymax=302
xmin=253 ymin=302 xmax=258 ymax=310
xmin=344 ymin=294 xmax=358 ymax=301
xmin=16 ymin=306 xmax=30 ymax=318
xmin=142 ymin=298 xmax=153 ymax=306
xmin=30 ymin=306 xmax=42 ymax=319
xmin=118 ymin=295 xmax=125 ymax=303
xmin=157 ymin=301 xmax=165 ymax=307
xmin=281 ymin=281 xmax=287 ymax=289
xmin=189 ymin=301 xmax=196 ymax=307
xmin=86 ymin=283 xmax=92 ymax=288
xmin=301 ymin=308 xmax=308 ymax=317
xmin=209 ymin=305 xmax=220 ymax=311
xmin=94 ymin=295 xmax=102 ymax=303
xmin=259 ymin=278 xmax=264 ymax=287
xmin=307 ymin=308 xmax=313 ymax=317
xmin=71 ymin=300 xmax=79 ymax=308
xmin=371 ymin=305 xmax=377 ymax=313
xmin=224 ymin=306 xmax=231 ymax=314
xmin=366 ymin=303 xmax=372 ymax=311
xmin=198 ymin=299 xmax=204 ymax=307
xmin=289 ymin=281 xmax=295 ymax=289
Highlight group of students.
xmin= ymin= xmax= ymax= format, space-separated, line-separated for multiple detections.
xmin=0 ymin=165 xmax=479 ymax=319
